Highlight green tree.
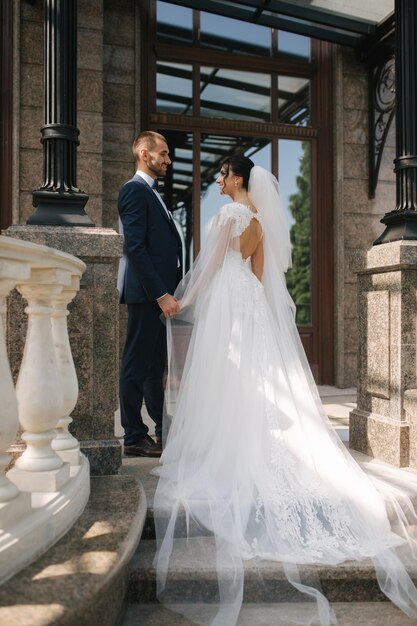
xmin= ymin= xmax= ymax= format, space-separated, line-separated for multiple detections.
xmin=285 ymin=142 xmax=311 ymax=325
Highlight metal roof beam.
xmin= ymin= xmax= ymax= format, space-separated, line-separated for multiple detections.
xmin=241 ymin=0 xmax=375 ymax=34
xmin=167 ymin=0 xmax=371 ymax=47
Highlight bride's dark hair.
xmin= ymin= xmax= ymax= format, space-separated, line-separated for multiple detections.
xmin=222 ymin=154 xmax=255 ymax=190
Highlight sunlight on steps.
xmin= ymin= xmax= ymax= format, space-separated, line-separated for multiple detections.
xmin=120 ymin=386 xmax=417 ymax=626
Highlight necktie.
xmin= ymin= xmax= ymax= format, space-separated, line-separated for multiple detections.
xmin=152 ymin=179 xmax=161 ymax=192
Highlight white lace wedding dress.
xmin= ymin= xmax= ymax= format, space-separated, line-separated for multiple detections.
xmin=153 ymin=168 xmax=417 ymax=626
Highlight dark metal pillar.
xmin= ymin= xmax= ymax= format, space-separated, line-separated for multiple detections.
xmin=374 ymin=0 xmax=417 ymax=244
xmin=0 ymin=0 xmax=14 ymax=231
xmin=28 ymin=0 xmax=94 ymax=226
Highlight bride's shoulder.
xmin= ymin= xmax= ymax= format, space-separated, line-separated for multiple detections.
xmin=218 ymin=202 xmax=246 ymax=219
xmin=217 ymin=202 xmax=257 ymax=237
xmin=220 ymin=201 xmax=240 ymax=211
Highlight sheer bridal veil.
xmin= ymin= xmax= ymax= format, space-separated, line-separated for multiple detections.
xmin=154 ymin=165 xmax=417 ymax=626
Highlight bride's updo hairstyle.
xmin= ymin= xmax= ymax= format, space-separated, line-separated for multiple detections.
xmin=223 ymin=155 xmax=255 ymax=190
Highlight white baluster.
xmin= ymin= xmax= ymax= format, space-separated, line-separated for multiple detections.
xmin=0 ymin=237 xmax=89 ymax=586
xmin=0 ymin=282 xmax=20 ymax=502
xmin=51 ymin=275 xmax=81 ymax=465
xmin=0 ymin=254 xmax=32 ymax=528
xmin=8 ymin=268 xmax=71 ymax=492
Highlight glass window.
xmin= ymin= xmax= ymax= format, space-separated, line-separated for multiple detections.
xmin=200 ymin=135 xmax=271 ymax=243
xmin=156 ymin=1 xmax=193 ymax=45
xmin=200 ymin=68 xmax=271 ymax=122
xmin=200 ymin=12 xmax=271 ymax=56
xmin=277 ymin=30 xmax=311 ymax=60
xmin=157 ymin=62 xmax=193 ymax=115
xmin=157 ymin=130 xmax=193 ymax=272
xmin=278 ymin=76 xmax=310 ymax=126
xmin=279 ymin=140 xmax=312 ymax=325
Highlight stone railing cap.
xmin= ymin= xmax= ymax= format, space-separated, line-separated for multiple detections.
xmin=0 ymin=235 xmax=86 ymax=276
xmin=351 ymin=240 xmax=417 ymax=275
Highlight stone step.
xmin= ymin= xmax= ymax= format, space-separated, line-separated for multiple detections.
xmin=0 ymin=475 xmax=146 ymax=626
xmin=123 ymin=457 xmax=214 ymax=541
xmin=128 ymin=536 xmax=408 ymax=604
xmin=123 ymin=601 xmax=417 ymax=626
xmin=122 ymin=451 xmax=417 ymax=624
xmin=123 ymin=453 xmax=417 ymax=541
xmin=143 ymin=507 xmax=214 ymax=541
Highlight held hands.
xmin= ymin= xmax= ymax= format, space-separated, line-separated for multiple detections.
xmin=157 ymin=293 xmax=180 ymax=318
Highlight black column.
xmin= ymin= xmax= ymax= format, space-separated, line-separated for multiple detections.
xmin=374 ymin=0 xmax=417 ymax=244
xmin=28 ymin=0 xmax=94 ymax=226
xmin=0 ymin=0 xmax=13 ymax=231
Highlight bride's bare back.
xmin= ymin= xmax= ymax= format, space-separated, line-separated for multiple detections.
xmin=239 ymin=207 xmax=264 ymax=280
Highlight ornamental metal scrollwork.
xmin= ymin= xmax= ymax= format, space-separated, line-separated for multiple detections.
xmin=369 ymin=56 xmax=395 ymax=198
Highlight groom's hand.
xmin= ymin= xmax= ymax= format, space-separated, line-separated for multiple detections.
xmin=157 ymin=293 xmax=179 ymax=318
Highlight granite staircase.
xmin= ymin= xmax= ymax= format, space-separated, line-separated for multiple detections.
xmin=0 ymin=474 xmax=146 ymax=626
xmin=121 ymin=456 xmax=417 ymax=626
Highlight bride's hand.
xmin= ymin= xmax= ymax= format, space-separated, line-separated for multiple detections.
xmin=157 ymin=294 xmax=180 ymax=318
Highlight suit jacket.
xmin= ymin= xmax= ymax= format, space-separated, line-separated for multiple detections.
xmin=117 ymin=174 xmax=182 ymax=304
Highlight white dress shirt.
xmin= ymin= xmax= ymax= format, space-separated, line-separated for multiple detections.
xmin=136 ymin=170 xmax=173 ymax=221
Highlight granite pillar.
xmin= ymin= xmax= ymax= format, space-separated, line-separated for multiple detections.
xmin=4 ymin=225 xmax=123 ymax=475
xmin=404 ymin=389 xmax=417 ymax=468
xmin=349 ymin=240 xmax=417 ymax=467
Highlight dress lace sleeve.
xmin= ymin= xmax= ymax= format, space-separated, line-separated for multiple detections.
xmin=218 ymin=202 xmax=261 ymax=238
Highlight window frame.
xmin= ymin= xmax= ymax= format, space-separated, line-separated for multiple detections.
xmin=141 ymin=1 xmax=335 ymax=384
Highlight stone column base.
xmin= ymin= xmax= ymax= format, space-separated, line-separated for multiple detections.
xmin=81 ymin=439 xmax=121 ymax=476
xmin=8 ymin=439 xmax=122 ymax=476
xmin=8 ymin=463 xmax=70 ymax=493
xmin=0 ymin=455 xmax=90 ymax=585
xmin=349 ymin=408 xmax=410 ymax=467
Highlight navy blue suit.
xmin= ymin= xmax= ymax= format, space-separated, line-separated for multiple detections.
xmin=118 ymin=174 xmax=182 ymax=444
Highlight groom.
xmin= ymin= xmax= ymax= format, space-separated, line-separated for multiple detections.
xmin=118 ymin=131 xmax=182 ymax=457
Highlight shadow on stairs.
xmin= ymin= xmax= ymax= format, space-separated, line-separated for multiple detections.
xmin=0 ymin=475 xmax=146 ymax=626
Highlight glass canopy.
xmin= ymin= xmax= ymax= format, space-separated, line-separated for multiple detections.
xmin=167 ymin=0 xmax=394 ymax=48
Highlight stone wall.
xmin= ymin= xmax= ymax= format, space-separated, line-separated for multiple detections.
xmin=334 ymin=47 xmax=396 ymax=387
xmin=19 ymin=1 xmax=43 ymax=224
xmin=102 ymin=0 xmax=137 ymax=358
xmin=102 ymin=0 xmax=136 ymax=231
xmin=77 ymin=0 xmax=105 ymax=226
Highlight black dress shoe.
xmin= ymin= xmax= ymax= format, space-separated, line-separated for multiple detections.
xmin=124 ymin=435 xmax=162 ymax=458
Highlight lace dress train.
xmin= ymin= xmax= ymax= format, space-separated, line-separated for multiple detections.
xmin=153 ymin=199 xmax=417 ymax=626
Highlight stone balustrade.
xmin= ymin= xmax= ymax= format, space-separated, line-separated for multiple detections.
xmin=0 ymin=235 xmax=90 ymax=584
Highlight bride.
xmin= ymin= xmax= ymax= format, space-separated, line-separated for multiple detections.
xmin=152 ymin=155 xmax=417 ymax=625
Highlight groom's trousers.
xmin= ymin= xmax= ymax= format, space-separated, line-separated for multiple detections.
xmin=119 ymin=302 xmax=166 ymax=445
